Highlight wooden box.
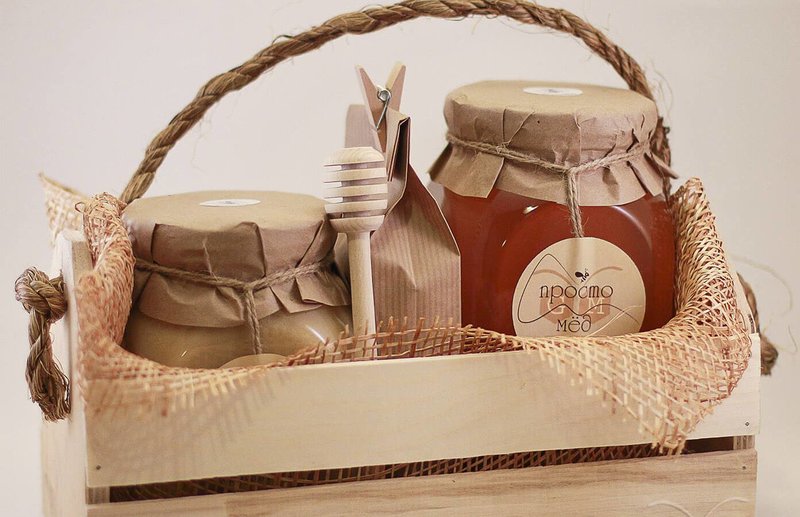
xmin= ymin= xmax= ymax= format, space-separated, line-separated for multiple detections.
xmin=43 ymin=231 xmax=759 ymax=516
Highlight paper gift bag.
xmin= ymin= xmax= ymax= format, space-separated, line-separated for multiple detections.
xmin=339 ymin=65 xmax=461 ymax=328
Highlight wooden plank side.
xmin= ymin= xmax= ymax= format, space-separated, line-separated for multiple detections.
xmin=86 ymin=449 xmax=756 ymax=517
xmin=42 ymin=231 xmax=96 ymax=516
xmin=85 ymin=328 xmax=759 ymax=487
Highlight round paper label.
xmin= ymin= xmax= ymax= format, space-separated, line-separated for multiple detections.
xmin=512 ymin=238 xmax=645 ymax=337
xmin=523 ymin=86 xmax=583 ymax=96
xmin=199 ymin=198 xmax=261 ymax=207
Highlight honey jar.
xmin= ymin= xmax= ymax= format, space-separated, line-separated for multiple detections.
xmin=431 ymin=81 xmax=675 ymax=337
xmin=122 ymin=190 xmax=352 ymax=368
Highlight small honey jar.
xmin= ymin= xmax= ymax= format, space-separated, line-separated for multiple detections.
xmin=122 ymin=190 xmax=352 ymax=368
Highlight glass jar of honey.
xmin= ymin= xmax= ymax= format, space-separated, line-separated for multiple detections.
xmin=430 ymin=81 xmax=675 ymax=337
xmin=122 ymin=190 xmax=352 ymax=368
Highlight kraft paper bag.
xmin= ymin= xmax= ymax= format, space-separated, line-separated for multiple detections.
xmin=341 ymin=103 xmax=461 ymax=328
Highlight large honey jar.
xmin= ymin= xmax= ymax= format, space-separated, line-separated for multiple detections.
xmin=431 ymin=81 xmax=675 ymax=337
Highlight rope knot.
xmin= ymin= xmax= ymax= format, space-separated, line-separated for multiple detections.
xmin=134 ymin=258 xmax=332 ymax=356
xmin=15 ymin=268 xmax=66 ymax=323
xmin=445 ymin=133 xmax=650 ymax=237
xmin=14 ymin=267 xmax=70 ymax=421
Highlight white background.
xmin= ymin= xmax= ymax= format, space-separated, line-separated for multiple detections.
xmin=2 ymin=1 xmax=798 ymax=514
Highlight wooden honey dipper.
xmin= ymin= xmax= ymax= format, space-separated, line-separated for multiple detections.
xmin=324 ymin=147 xmax=388 ymax=353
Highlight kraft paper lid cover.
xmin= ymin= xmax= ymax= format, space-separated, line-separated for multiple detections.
xmin=430 ymin=81 xmax=671 ymax=206
xmin=123 ymin=190 xmax=350 ymax=328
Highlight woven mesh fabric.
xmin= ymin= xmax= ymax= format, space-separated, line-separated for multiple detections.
xmin=68 ymin=178 xmax=750 ymax=456
xmin=40 ymin=174 xmax=85 ymax=244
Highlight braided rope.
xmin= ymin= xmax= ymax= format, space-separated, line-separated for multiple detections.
xmin=120 ymin=0 xmax=670 ymax=203
xmin=14 ymin=268 xmax=70 ymax=421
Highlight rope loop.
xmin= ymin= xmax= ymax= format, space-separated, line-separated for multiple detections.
xmin=120 ymin=0 xmax=671 ymax=203
xmin=14 ymin=267 xmax=70 ymax=421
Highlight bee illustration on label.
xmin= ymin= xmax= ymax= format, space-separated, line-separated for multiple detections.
xmin=575 ymin=269 xmax=590 ymax=283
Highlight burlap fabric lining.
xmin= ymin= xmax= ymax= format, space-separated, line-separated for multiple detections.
xmin=41 ymin=174 xmax=84 ymax=244
xmin=72 ymin=178 xmax=748 ymax=456
xmin=55 ymin=178 xmax=748 ymax=499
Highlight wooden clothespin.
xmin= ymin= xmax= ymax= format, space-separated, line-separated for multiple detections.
xmin=356 ymin=62 xmax=406 ymax=153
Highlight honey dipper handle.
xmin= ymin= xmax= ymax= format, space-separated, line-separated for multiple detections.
xmin=347 ymin=232 xmax=377 ymax=347
xmin=121 ymin=0 xmax=671 ymax=204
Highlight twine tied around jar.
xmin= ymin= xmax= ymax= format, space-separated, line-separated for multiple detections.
xmin=445 ymin=133 xmax=651 ymax=238
xmin=135 ymin=258 xmax=332 ymax=355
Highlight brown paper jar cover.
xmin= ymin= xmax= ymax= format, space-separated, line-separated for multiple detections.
xmin=122 ymin=191 xmax=351 ymax=368
xmin=430 ymin=81 xmax=675 ymax=338
xmin=124 ymin=190 xmax=350 ymax=327
xmin=430 ymin=81 xmax=672 ymax=206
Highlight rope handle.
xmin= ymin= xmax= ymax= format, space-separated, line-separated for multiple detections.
xmin=14 ymin=268 xmax=70 ymax=421
xmin=120 ymin=0 xmax=671 ymax=204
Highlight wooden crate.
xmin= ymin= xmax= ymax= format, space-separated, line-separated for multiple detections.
xmin=43 ymin=231 xmax=760 ymax=516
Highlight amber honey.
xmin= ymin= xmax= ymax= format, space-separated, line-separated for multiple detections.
xmin=442 ymin=188 xmax=675 ymax=336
